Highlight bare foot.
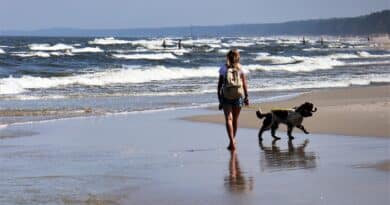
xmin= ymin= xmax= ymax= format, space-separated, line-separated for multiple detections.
xmin=227 ymin=145 xmax=236 ymax=150
xmin=227 ymin=143 xmax=236 ymax=151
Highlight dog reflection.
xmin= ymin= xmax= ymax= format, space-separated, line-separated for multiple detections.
xmin=259 ymin=139 xmax=316 ymax=171
xmin=224 ymin=151 xmax=254 ymax=193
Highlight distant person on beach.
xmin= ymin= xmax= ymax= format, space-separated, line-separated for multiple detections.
xmin=178 ymin=39 xmax=182 ymax=49
xmin=162 ymin=40 xmax=167 ymax=49
xmin=217 ymin=49 xmax=249 ymax=150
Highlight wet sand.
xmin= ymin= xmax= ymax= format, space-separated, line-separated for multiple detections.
xmin=186 ymin=85 xmax=390 ymax=138
xmin=0 ymin=108 xmax=389 ymax=205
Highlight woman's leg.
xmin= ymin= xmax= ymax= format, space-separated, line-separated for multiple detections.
xmin=232 ymin=106 xmax=241 ymax=138
xmin=223 ymin=105 xmax=235 ymax=150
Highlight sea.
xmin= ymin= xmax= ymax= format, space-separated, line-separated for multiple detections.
xmin=0 ymin=36 xmax=389 ymax=125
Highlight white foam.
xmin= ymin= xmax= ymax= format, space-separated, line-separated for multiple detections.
xmin=112 ymin=53 xmax=177 ymax=60
xmin=29 ymin=43 xmax=74 ymax=51
xmin=255 ymin=54 xmax=299 ymax=65
xmin=357 ymin=51 xmax=390 ymax=58
xmin=12 ymin=51 xmax=51 ymax=58
xmin=129 ymin=39 xmax=175 ymax=50
xmin=0 ymin=66 xmax=219 ymax=95
xmin=276 ymin=38 xmax=302 ymax=45
xmin=253 ymin=73 xmax=390 ymax=92
xmin=218 ymin=48 xmax=243 ymax=54
xmin=257 ymin=52 xmax=270 ymax=57
xmin=218 ymin=49 xmax=230 ymax=54
xmin=0 ymin=124 xmax=8 ymax=129
xmin=11 ymin=51 xmax=74 ymax=58
xmin=71 ymin=47 xmax=103 ymax=53
xmin=181 ymin=38 xmax=221 ymax=46
xmin=223 ymin=41 xmax=255 ymax=47
xmin=348 ymin=60 xmax=390 ymax=66
xmin=88 ymin=37 xmax=130 ymax=45
xmin=248 ymin=55 xmax=345 ymax=72
xmin=0 ymin=48 xmax=5 ymax=54
xmin=302 ymin=47 xmax=322 ymax=52
xmin=10 ymin=94 xmax=66 ymax=100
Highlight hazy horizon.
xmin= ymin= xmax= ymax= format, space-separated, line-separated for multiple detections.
xmin=1 ymin=0 xmax=388 ymax=30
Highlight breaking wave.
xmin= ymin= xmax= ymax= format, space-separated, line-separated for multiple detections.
xmin=112 ymin=53 xmax=177 ymax=60
xmin=88 ymin=37 xmax=131 ymax=45
xmin=29 ymin=43 xmax=75 ymax=51
xmin=0 ymin=66 xmax=219 ymax=95
xmin=71 ymin=47 xmax=103 ymax=53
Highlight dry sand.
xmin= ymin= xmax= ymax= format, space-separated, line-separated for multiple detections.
xmin=186 ymin=85 xmax=390 ymax=138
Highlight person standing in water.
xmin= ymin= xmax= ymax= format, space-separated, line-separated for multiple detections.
xmin=178 ymin=39 xmax=182 ymax=49
xmin=217 ymin=49 xmax=249 ymax=150
xmin=162 ymin=40 xmax=167 ymax=49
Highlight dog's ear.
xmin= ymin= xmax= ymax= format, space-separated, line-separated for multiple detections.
xmin=297 ymin=102 xmax=313 ymax=117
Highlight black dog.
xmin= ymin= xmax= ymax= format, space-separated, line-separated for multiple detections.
xmin=256 ymin=102 xmax=317 ymax=141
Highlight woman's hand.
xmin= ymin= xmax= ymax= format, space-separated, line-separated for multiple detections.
xmin=244 ymin=97 xmax=249 ymax=106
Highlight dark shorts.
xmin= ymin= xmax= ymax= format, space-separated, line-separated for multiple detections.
xmin=221 ymin=97 xmax=243 ymax=108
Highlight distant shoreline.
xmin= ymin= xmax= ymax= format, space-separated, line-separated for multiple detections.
xmin=1 ymin=10 xmax=388 ymax=37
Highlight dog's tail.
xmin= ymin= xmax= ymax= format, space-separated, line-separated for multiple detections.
xmin=256 ymin=108 xmax=269 ymax=119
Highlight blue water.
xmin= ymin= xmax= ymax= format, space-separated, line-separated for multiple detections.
xmin=0 ymin=36 xmax=389 ymax=124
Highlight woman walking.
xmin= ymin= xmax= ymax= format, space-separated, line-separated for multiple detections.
xmin=217 ymin=49 xmax=249 ymax=150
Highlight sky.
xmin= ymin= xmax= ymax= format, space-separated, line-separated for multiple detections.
xmin=0 ymin=0 xmax=388 ymax=30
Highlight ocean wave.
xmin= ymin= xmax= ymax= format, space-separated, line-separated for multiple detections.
xmin=12 ymin=51 xmax=51 ymax=58
xmin=276 ymin=39 xmax=302 ymax=45
xmin=0 ymin=48 xmax=5 ymax=54
xmin=348 ymin=60 xmax=390 ymax=66
xmin=11 ymin=47 xmax=103 ymax=57
xmin=88 ymin=37 xmax=131 ymax=45
xmin=255 ymin=54 xmax=299 ymax=64
xmin=129 ymin=39 xmax=175 ymax=50
xmin=252 ymin=51 xmax=390 ymax=72
xmin=218 ymin=48 xmax=243 ymax=54
xmin=248 ymin=55 xmax=345 ymax=72
xmin=356 ymin=51 xmax=390 ymax=58
xmin=112 ymin=53 xmax=177 ymax=60
xmin=11 ymin=51 xmax=74 ymax=58
xmin=223 ymin=41 xmax=255 ymax=47
xmin=0 ymin=66 xmax=219 ymax=95
xmin=249 ymin=73 xmax=390 ymax=92
xmin=29 ymin=43 xmax=74 ymax=51
xmin=71 ymin=47 xmax=103 ymax=53
xmin=181 ymin=38 xmax=221 ymax=46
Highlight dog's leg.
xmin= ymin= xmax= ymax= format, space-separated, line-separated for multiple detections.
xmin=287 ymin=125 xmax=295 ymax=140
xmin=258 ymin=127 xmax=266 ymax=141
xmin=258 ymin=115 xmax=272 ymax=141
xmin=297 ymin=124 xmax=309 ymax=134
xmin=271 ymin=123 xmax=281 ymax=140
xmin=258 ymin=139 xmax=265 ymax=149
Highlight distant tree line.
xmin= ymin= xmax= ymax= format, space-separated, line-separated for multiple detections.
xmin=1 ymin=10 xmax=389 ymax=37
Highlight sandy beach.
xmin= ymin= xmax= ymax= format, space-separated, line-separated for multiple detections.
xmin=0 ymin=107 xmax=389 ymax=205
xmin=186 ymin=85 xmax=390 ymax=138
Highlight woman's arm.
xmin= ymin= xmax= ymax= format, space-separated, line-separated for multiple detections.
xmin=217 ymin=75 xmax=224 ymax=102
xmin=241 ymin=73 xmax=249 ymax=106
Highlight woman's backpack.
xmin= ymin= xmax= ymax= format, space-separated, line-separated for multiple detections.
xmin=223 ymin=67 xmax=244 ymax=99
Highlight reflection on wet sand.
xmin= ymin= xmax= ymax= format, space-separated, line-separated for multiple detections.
xmin=259 ymin=139 xmax=317 ymax=172
xmin=224 ymin=151 xmax=254 ymax=194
